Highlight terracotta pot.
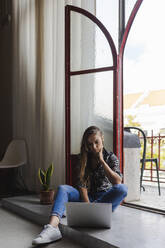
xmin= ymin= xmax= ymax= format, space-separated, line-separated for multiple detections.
xmin=40 ymin=189 xmax=55 ymax=205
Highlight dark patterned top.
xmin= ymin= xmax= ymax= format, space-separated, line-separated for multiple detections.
xmin=78 ymin=148 xmax=122 ymax=193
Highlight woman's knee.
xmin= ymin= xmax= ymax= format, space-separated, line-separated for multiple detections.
xmin=57 ymin=184 xmax=80 ymax=202
xmin=113 ymin=184 xmax=128 ymax=197
xmin=57 ymin=184 xmax=70 ymax=193
xmin=57 ymin=184 xmax=78 ymax=194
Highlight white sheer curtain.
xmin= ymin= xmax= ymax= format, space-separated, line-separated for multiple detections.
xmin=70 ymin=2 xmax=96 ymax=154
xmin=12 ymin=0 xmax=96 ymax=192
xmin=12 ymin=0 xmax=66 ymax=192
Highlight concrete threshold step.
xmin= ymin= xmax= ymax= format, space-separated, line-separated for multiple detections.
xmin=1 ymin=195 xmax=165 ymax=248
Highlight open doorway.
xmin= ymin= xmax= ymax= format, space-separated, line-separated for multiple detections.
xmin=123 ymin=0 xmax=165 ymax=211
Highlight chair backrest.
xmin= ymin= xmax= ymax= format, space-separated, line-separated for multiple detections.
xmin=124 ymin=127 xmax=147 ymax=163
xmin=0 ymin=139 xmax=27 ymax=167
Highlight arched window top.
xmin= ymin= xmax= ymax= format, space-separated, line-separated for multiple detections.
xmin=66 ymin=5 xmax=117 ymax=74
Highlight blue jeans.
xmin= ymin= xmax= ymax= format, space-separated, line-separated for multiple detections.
xmin=51 ymin=184 xmax=128 ymax=219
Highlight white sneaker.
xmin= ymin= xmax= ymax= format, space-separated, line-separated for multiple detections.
xmin=32 ymin=224 xmax=62 ymax=245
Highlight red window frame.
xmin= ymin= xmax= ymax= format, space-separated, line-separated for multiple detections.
xmin=65 ymin=1 xmax=143 ymax=185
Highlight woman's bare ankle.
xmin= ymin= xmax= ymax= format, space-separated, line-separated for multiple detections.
xmin=49 ymin=215 xmax=60 ymax=227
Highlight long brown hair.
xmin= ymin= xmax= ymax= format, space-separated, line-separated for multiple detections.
xmin=79 ymin=126 xmax=103 ymax=184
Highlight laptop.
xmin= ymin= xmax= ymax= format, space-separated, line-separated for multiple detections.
xmin=65 ymin=202 xmax=112 ymax=228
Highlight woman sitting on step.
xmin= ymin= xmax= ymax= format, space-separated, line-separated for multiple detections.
xmin=32 ymin=126 xmax=128 ymax=245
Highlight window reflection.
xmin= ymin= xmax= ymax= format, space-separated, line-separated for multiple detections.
xmin=71 ymin=72 xmax=113 ymax=154
xmin=71 ymin=11 xmax=113 ymax=72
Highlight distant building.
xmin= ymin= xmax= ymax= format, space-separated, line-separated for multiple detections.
xmin=124 ymin=89 xmax=165 ymax=134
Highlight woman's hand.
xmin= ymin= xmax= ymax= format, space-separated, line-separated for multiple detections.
xmin=96 ymin=148 xmax=122 ymax=185
xmin=97 ymin=146 xmax=104 ymax=163
xmin=79 ymin=187 xmax=90 ymax=202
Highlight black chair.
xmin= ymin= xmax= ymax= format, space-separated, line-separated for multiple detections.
xmin=124 ymin=127 xmax=161 ymax=196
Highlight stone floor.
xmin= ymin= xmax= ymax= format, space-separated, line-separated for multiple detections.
xmin=1 ymin=194 xmax=165 ymax=248
xmin=129 ymin=182 xmax=165 ymax=211
xmin=0 ymin=204 xmax=84 ymax=248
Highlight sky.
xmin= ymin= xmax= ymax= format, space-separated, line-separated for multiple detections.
xmin=124 ymin=0 xmax=165 ymax=94
xmin=96 ymin=0 xmax=165 ymax=94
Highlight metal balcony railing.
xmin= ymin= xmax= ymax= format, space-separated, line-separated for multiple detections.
xmin=140 ymin=131 xmax=165 ymax=184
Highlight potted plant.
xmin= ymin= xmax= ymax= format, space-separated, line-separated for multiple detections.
xmin=38 ymin=163 xmax=55 ymax=204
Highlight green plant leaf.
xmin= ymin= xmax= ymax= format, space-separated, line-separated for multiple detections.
xmin=45 ymin=163 xmax=54 ymax=188
xmin=43 ymin=184 xmax=49 ymax=191
xmin=38 ymin=168 xmax=46 ymax=185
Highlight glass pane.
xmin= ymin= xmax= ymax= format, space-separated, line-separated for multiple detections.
xmin=70 ymin=11 xmax=113 ymax=72
xmin=125 ymin=0 xmax=137 ymax=25
xmin=94 ymin=72 xmax=113 ymax=120
xmin=70 ymin=71 xmax=113 ymax=154
xmin=96 ymin=0 xmax=118 ymax=50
